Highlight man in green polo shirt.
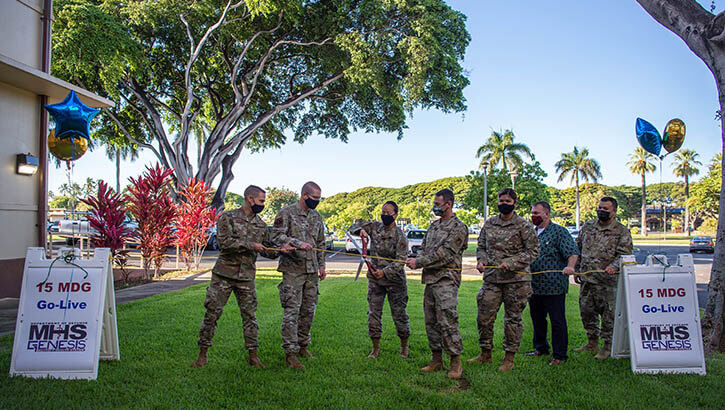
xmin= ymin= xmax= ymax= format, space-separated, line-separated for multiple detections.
xmin=526 ymin=201 xmax=579 ymax=365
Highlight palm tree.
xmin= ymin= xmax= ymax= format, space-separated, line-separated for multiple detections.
xmin=672 ymin=149 xmax=702 ymax=235
xmin=627 ymin=147 xmax=657 ymax=236
xmin=555 ymin=147 xmax=602 ymax=229
xmin=475 ymin=129 xmax=533 ymax=171
xmin=105 ymin=143 xmax=139 ymax=193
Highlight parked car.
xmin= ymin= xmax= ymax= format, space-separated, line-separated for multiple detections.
xmin=568 ymin=229 xmax=579 ymax=240
xmin=47 ymin=220 xmax=60 ymax=233
xmin=407 ymin=229 xmax=426 ymax=257
xmin=689 ymin=236 xmax=714 ymax=253
xmin=345 ymin=234 xmax=364 ymax=253
xmin=206 ymin=226 xmax=218 ymax=251
xmin=469 ymin=226 xmax=481 ymax=235
xmin=324 ymin=229 xmax=335 ymax=250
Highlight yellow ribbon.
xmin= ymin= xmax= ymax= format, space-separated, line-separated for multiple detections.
xmin=263 ymin=247 xmax=629 ymax=276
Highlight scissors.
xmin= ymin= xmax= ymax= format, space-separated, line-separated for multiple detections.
xmin=345 ymin=230 xmax=374 ymax=280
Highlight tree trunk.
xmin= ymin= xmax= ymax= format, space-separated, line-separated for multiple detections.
xmin=641 ymin=173 xmax=647 ymax=237
xmin=197 ymin=136 xmax=202 ymax=169
xmin=116 ymin=148 xmax=121 ymax=193
xmin=685 ymin=174 xmax=690 ymax=235
xmin=703 ymin=87 xmax=725 ymax=354
xmin=575 ymin=171 xmax=580 ymax=230
xmin=635 ymin=0 xmax=725 ymax=353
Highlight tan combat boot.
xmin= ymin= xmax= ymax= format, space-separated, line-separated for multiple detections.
xmin=498 ymin=351 xmax=516 ymax=372
xmin=368 ymin=338 xmax=381 ymax=359
xmin=574 ymin=337 xmax=599 ymax=352
xmin=420 ymin=350 xmax=444 ymax=372
xmin=248 ymin=350 xmax=264 ymax=369
xmin=448 ymin=355 xmax=463 ymax=379
xmin=400 ymin=337 xmax=409 ymax=358
xmin=286 ymin=352 xmax=305 ymax=370
xmin=466 ymin=348 xmax=492 ymax=364
xmin=594 ymin=344 xmax=611 ymax=360
xmin=191 ymin=347 xmax=208 ymax=368
xmin=298 ymin=346 xmax=316 ymax=359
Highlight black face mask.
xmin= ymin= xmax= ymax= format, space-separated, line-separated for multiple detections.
xmin=498 ymin=203 xmax=515 ymax=215
xmin=251 ymin=203 xmax=264 ymax=214
xmin=597 ymin=209 xmax=611 ymax=222
xmin=381 ymin=214 xmax=395 ymax=226
xmin=305 ymin=197 xmax=319 ymax=209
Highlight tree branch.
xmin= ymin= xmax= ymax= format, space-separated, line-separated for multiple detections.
xmin=636 ymin=0 xmax=714 ymax=64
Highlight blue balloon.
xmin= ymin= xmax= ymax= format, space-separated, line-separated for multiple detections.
xmin=44 ymin=90 xmax=100 ymax=142
xmin=635 ymin=117 xmax=662 ymax=156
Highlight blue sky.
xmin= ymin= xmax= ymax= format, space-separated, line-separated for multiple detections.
xmin=50 ymin=1 xmax=724 ymax=197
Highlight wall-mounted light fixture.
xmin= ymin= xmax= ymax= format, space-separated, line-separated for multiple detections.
xmin=16 ymin=153 xmax=39 ymax=175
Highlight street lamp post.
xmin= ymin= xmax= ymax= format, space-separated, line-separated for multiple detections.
xmin=509 ymin=170 xmax=519 ymax=190
xmin=481 ymin=161 xmax=489 ymax=220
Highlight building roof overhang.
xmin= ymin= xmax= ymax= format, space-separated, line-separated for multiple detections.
xmin=0 ymin=53 xmax=114 ymax=108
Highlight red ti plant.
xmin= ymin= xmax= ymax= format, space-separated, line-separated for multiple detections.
xmin=175 ymin=178 xmax=219 ymax=271
xmin=81 ymin=180 xmax=134 ymax=281
xmin=125 ymin=164 xmax=177 ymax=279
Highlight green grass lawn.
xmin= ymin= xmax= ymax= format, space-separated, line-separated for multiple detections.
xmin=1 ymin=274 xmax=724 ymax=408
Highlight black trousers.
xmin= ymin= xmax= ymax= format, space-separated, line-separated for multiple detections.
xmin=529 ymin=293 xmax=568 ymax=360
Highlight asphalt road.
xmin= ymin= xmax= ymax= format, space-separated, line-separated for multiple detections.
xmin=634 ymin=243 xmax=713 ymax=308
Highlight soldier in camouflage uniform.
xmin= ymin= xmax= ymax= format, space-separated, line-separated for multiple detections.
xmin=271 ymin=181 xmax=327 ymax=370
xmin=470 ymin=188 xmax=539 ymax=372
xmin=193 ymin=185 xmax=285 ymax=369
xmin=406 ymin=189 xmax=468 ymax=379
xmin=350 ymin=201 xmax=410 ymax=358
xmin=574 ymin=196 xmax=633 ymax=360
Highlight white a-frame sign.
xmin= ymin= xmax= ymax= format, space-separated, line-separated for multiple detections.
xmin=612 ymin=254 xmax=706 ymax=375
xmin=10 ymin=247 xmax=120 ymax=380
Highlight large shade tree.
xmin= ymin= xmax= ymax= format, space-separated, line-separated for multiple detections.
xmin=627 ymin=146 xmax=657 ymax=237
xmin=671 ymin=148 xmax=702 ymax=234
xmin=475 ymin=129 xmax=533 ymax=172
xmin=554 ymin=146 xmax=602 ymax=229
xmin=636 ymin=0 xmax=725 ymax=352
xmin=52 ymin=0 xmax=470 ymax=210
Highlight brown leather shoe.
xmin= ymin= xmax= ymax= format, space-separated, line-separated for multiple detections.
xmin=248 ymin=350 xmax=264 ymax=369
xmin=399 ymin=337 xmax=409 ymax=358
xmin=549 ymin=358 xmax=565 ymax=365
xmin=466 ymin=348 xmax=492 ymax=364
xmin=298 ymin=346 xmax=316 ymax=359
xmin=420 ymin=350 xmax=444 ymax=372
xmin=498 ymin=351 xmax=515 ymax=372
xmin=191 ymin=347 xmax=208 ymax=368
xmin=594 ymin=344 xmax=611 ymax=360
xmin=525 ymin=350 xmax=547 ymax=357
xmin=286 ymin=352 xmax=305 ymax=370
xmin=448 ymin=355 xmax=463 ymax=379
xmin=574 ymin=337 xmax=599 ymax=352
xmin=368 ymin=338 xmax=381 ymax=359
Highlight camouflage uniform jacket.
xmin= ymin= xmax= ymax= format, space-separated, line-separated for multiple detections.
xmin=576 ymin=218 xmax=633 ymax=285
xmin=349 ymin=220 xmax=408 ymax=284
xmin=271 ymin=203 xmax=326 ymax=273
xmin=477 ymin=213 xmax=540 ymax=283
xmin=416 ymin=215 xmax=469 ymax=286
xmin=212 ymin=208 xmax=278 ymax=281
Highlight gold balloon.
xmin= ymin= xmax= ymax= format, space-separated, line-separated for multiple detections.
xmin=47 ymin=129 xmax=87 ymax=161
xmin=662 ymin=118 xmax=685 ymax=154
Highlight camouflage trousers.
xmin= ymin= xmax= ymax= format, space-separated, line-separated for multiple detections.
xmin=367 ymin=280 xmax=410 ymax=339
xmin=579 ymin=282 xmax=617 ymax=344
xmin=278 ymin=271 xmax=319 ymax=354
xmin=423 ymin=278 xmax=463 ymax=356
xmin=476 ymin=281 xmax=532 ymax=352
xmin=198 ymin=274 xmax=258 ymax=350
